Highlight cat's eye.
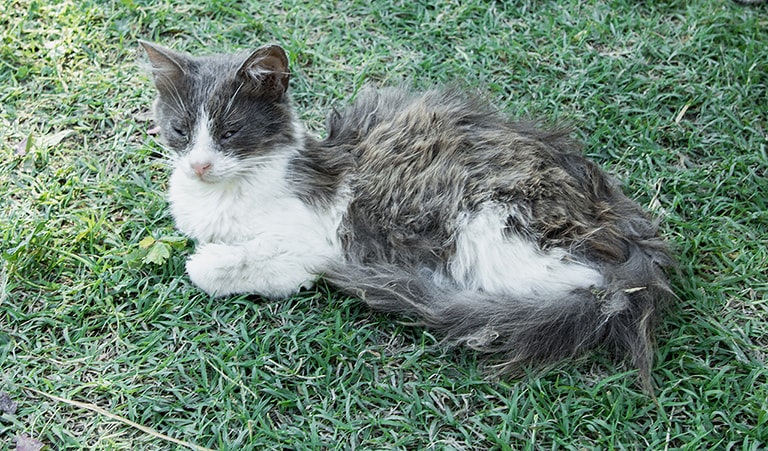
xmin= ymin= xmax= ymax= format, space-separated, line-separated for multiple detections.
xmin=172 ymin=125 xmax=188 ymax=140
xmin=221 ymin=129 xmax=238 ymax=140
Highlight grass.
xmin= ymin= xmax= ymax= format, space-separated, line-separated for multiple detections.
xmin=1 ymin=0 xmax=766 ymax=449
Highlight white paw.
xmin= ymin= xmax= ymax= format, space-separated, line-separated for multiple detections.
xmin=185 ymin=242 xmax=317 ymax=298
xmin=185 ymin=244 xmax=243 ymax=297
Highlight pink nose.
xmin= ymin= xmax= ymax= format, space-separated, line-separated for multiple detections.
xmin=192 ymin=162 xmax=212 ymax=177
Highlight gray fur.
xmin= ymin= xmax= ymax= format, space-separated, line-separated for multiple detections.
xmin=142 ymin=42 xmax=675 ymax=389
xmin=140 ymin=41 xmax=298 ymax=160
xmin=319 ymin=86 xmax=674 ymax=390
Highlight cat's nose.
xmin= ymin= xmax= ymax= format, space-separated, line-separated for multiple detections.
xmin=192 ymin=162 xmax=212 ymax=177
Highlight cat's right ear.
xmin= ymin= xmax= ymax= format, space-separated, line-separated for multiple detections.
xmin=139 ymin=40 xmax=188 ymax=85
xmin=237 ymin=45 xmax=291 ymax=99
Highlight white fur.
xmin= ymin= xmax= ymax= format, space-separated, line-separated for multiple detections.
xmin=170 ymin=116 xmax=601 ymax=300
xmin=448 ymin=203 xmax=603 ymax=299
xmin=169 ymin=118 xmax=345 ymax=298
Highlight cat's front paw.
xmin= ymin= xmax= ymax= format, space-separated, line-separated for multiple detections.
xmin=185 ymin=244 xmax=243 ymax=297
xmin=185 ymin=242 xmax=316 ymax=298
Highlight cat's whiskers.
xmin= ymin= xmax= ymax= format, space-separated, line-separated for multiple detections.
xmin=149 ymin=133 xmax=181 ymax=164
xmin=158 ymin=78 xmax=188 ymax=120
xmin=155 ymin=149 xmax=178 ymax=165
xmin=235 ymin=155 xmax=286 ymax=174
xmin=223 ymin=82 xmax=246 ymax=118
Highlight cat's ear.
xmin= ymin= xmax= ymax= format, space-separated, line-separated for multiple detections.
xmin=139 ymin=40 xmax=189 ymax=85
xmin=237 ymin=45 xmax=291 ymax=98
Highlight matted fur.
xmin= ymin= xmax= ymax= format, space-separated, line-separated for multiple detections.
xmin=141 ymin=41 xmax=674 ymax=389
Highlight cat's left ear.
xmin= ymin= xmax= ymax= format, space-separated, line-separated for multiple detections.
xmin=139 ymin=40 xmax=189 ymax=85
xmin=237 ymin=45 xmax=291 ymax=98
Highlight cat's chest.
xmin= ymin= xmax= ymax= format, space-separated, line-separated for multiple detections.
xmin=167 ymin=171 xmax=316 ymax=244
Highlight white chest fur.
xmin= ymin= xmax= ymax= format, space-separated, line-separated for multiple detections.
xmin=169 ymin=163 xmax=298 ymax=244
xmin=168 ymin=145 xmax=334 ymax=239
xmin=168 ymin=153 xmax=345 ymax=298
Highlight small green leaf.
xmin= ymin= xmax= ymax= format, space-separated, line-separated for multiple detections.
xmin=138 ymin=236 xmax=156 ymax=249
xmin=159 ymin=235 xmax=188 ymax=249
xmin=124 ymin=248 xmax=147 ymax=267
xmin=142 ymin=242 xmax=171 ymax=265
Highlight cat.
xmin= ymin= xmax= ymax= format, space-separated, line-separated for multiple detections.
xmin=140 ymin=41 xmax=674 ymax=389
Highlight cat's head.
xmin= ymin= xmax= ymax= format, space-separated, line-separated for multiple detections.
xmin=140 ymin=41 xmax=302 ymax=183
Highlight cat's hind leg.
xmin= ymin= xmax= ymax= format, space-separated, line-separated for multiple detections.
xmin=448 ymin=203 xmax=603 ymax=299
xmin=185 ymin=241 xmax=320 ymax=298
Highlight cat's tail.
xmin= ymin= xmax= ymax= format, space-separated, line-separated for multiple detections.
xmin=323 ymin=240 xmax=673 ymax=390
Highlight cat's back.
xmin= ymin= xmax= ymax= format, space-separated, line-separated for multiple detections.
xmin=328 ymin=86 xmax=583 ymax=181
xmin=327 ymin=86 xmax=514 ymax=151
xmin=330 ymin=86 xmax=644 ymax=266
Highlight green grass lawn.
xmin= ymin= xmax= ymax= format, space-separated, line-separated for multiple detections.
xmin=1 ymin=0 xmax=766 ymax=449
